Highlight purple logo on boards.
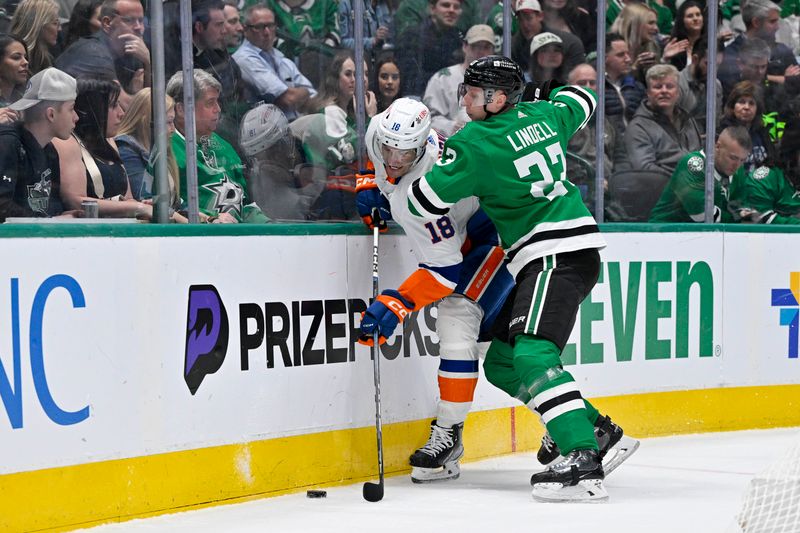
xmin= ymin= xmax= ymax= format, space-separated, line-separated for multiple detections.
xmin=184 ymin=285 xmax=229 ymax=394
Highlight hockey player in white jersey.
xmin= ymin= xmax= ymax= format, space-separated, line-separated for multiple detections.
xmin=356 ymin=98 xmax=514 ymax=483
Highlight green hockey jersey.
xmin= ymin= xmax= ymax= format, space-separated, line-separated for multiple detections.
xmin=744 ymin=165 xmax=800 ymax=225
xmin=408 ymin=85 xmax=606 ymax=278
xmin=263 ymin=0 xmax=340 ymax=60
xmin=172 ymin=131 xmax=268 ymax=223
xmin=649 ymin=150 xmax=748 ymax=223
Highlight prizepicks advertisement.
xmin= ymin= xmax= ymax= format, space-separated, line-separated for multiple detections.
xmin=0 ymin=231 xmax=797 ymax=474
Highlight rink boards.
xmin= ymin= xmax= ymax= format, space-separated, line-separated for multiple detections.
xmin=0 ymin=223 xmax=799 ymax=532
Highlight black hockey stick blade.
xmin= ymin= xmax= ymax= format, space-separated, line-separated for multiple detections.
xmin=362 ymin=480 xmax=384 ymax=502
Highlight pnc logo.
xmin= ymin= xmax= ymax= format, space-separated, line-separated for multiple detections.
xmin=771 ymin=272 xmax=799 ymax=359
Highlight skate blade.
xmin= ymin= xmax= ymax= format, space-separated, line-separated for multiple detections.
xmin=532 ymin=479 xmax=608 ymax=503
xmin=602 ymin=435 xmax=640 ymax=476
xmin=410 ymin=462 xmax=461 ymax=484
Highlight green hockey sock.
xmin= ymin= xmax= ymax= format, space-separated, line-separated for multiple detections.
xmin=514 ymin=335 xmax=597 ymax=453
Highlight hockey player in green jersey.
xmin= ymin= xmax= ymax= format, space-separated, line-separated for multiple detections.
xmin=649 ymin=126 xmax=752 ymax=223
xmin=740 ymin=122 xmax=800 ymax=225
xmin=406 ymin=55 xmax=638 ymax=502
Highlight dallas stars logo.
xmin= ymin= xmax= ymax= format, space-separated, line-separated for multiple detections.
xmin=203 ymin=175 xmax=243 ymax=217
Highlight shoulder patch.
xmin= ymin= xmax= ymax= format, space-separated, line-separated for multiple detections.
xmin=752 ymin=166 xmax=770 ymax=180
xmin=687 ymin=155 xmax=704 ymax=173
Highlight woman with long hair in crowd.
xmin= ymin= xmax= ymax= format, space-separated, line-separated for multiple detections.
xmin=668 ymin=0 xmax=704 ymax=70
xmin=719 ymin=80 xmax=777 ymax=174
xmin=540 ymin=0 xmax=596 ymax=52
xmin=611 ymin=2 xmax=686 ymax=81
xmin=373 ymin=54 xmax=401 ymax=112
xmin=0 ymin=34 xmax=28 ymax=123
xmin=63 ymin=0 xmax=103 ymax=48
xmin=115 ymin=88 xmax=182 ymax=206
xmin=9 ymin=0 xmax=59 ymax=75
xmin=300 ymin=50 xmax=377 ymax=219
xmin=55 ymin=79 xmax=153 ymax=219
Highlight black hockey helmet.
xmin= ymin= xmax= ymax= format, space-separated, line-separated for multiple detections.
xmin=463 ymin=55 xmax=525 ymax=105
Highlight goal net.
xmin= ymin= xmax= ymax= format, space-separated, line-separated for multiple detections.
xmin=732 ymin=434 xmax=800 ymax=533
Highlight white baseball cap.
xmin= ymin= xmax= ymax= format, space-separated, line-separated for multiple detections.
xmin=464 ymin=24 xmax=495 ymax=45
xmin=9 ymin=68 xmax=77 ymax=111
xmin=530 ymin=32 xmax=563 ymax=55
xmin=515 ymin=0 xmax=542 ymax=12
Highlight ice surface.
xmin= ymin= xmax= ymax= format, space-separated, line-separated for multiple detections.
xmin=82 ymin=428 xmax=799 ymax=533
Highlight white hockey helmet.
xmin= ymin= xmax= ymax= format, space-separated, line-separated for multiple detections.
xmin=239 ymin=103 xmax=289 ymax=157
xmin=374 ymin=97 xmax=431 ymax=165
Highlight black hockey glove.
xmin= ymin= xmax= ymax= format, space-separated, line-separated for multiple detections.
xmin=521 ymin=79 xmax=566 ymax=102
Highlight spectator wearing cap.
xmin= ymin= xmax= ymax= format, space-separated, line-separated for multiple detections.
xmin=528 ymin=31 xmax=567 ymax=83
xmin=396 ymin=0 xmax=465 ymax=99
xmin=423 ymin=24 xmax=494 ymax=136
xmin=0 ymin=68 xmax=78 ymax=222
xmin=232 ymin=4 xmax=316 ymax=122
xmin=510 ymin=0 xmax=584 ymax=75
xmin=55 ymin=0 xmax=150 ymax=100
xmin=624 ymin=63 xmax=702 ymax=176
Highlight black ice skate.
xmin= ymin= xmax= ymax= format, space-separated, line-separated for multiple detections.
xmin=536 ymin=415 xmax=640 ymax=475
xmin=409 ymin=420 xmax=464 ymax=483
xmin=530 ymin=449 xmax=608 ymax=502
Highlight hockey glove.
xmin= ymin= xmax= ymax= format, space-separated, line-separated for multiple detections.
xmin=356 ymin=171 xmax=392 ymax=232
xmin=522 ymin=79 xmax=566 ymax=102
xmin=358 ymin=289 xmax=414 ymax=346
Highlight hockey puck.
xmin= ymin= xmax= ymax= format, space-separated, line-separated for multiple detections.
xmin=306 ymin=490 xmax=327 ymax=498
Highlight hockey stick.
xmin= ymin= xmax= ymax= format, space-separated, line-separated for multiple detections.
xmin=363 ymin=210 xmax=385 ymax=502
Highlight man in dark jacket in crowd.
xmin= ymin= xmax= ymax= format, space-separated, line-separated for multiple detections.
xmin=397 ymin=0 xmax=465 ymax=98
xmin=603 ymin=32 xmax=645 ymax=137
xmin=0 ymin=68 xmax=78 ymax=222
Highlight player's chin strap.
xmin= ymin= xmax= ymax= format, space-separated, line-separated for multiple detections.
xmin=484 ymin=102 xmax=514 ymax=119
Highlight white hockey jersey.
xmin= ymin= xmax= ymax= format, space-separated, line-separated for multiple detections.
xmin=365 ymin=116 xmax=482 ymax=306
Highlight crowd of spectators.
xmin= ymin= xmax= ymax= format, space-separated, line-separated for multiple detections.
xmin=0 ymin=0 xmax=798 ymax=224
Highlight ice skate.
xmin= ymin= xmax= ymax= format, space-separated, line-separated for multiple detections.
xmin=536 ymin=415 xmax=639 ymax=475
xmin=409 ymin=420 xmax=464 ymax=483
xmin=530 ymin=449 xmax=608 ymax=503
